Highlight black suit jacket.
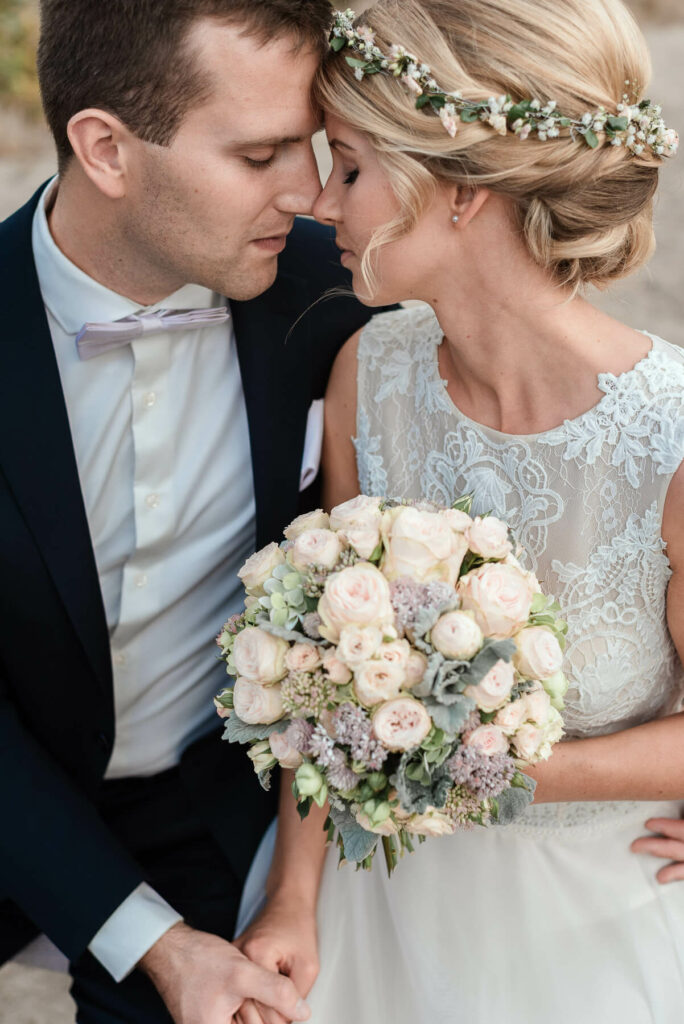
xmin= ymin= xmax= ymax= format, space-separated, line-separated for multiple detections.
xmin=0 ymin=185 xmax=383 ymax=964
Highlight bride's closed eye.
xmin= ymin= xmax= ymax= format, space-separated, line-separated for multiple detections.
xmin=343 ymin=168 xmax=359 ymax=185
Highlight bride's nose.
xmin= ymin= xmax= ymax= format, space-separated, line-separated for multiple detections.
xmin=312 ymin=177 xmax=340 ymax=227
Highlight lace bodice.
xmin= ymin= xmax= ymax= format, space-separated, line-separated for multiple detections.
xmin=355 ymin=304 xmax=684 ymax=745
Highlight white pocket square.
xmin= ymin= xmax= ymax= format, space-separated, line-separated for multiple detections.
xmin=299 ymin=399 xmax=324 ymax=492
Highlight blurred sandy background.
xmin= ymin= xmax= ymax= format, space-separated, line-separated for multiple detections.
xmin=0 ymin=0 xmax=682 ymax=1021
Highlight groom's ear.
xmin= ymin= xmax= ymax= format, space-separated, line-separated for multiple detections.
xmin=450 ymin=186 xmax=491 ymax=229
xmin=66 ymin=108 xmax=131 ymax=199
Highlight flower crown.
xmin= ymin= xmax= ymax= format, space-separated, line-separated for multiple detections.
xmin=330 ymin=8 xmax=678 ymax=158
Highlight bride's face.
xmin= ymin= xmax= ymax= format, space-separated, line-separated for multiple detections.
xmin=314 ymin=115 xmax=455 ymax=306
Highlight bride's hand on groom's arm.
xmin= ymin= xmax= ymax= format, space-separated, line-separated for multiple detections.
xmin=630 ymin=818 xmax=684 ymax=884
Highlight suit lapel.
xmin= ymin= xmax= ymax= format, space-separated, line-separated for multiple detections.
xmin=232 ymin=270 xmax=311 ymax=549
xmin=0 ymin=193 xmax=112 ymax=696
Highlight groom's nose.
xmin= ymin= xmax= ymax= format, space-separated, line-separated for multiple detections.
xmin=277 ymin=142 xmax=324 ymax=216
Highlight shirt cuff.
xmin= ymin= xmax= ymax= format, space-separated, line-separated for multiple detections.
xmin=88 ymin=882 xmax=183 ymax=982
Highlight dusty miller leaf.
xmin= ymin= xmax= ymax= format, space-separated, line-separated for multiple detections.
xmin=222 ymin=713 xmax=288 ymax=745
xmin=328 ymin=804 xmax=379 ymax=863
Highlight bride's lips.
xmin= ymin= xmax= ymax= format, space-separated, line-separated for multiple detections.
xmin=336 ymin=240 xmax=356 ymax=263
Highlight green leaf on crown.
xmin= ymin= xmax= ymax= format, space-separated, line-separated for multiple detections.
xmin=583 ymin=129 xmax=599 ymax=148
xmin=460 ymin=107 xmax=480 ymax=123
xmin=345 ymin=56 xmax=369 ymax=68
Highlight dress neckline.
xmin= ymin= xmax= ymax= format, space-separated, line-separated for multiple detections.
xmin=421 ymin=308 xmax=659 ymax=442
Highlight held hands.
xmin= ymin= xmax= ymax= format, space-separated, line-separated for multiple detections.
xmin=139 ymin=921 xmax=311 ymax=1024
xmin=233 ymin=896 xmax=319 ymax=1024
xmin=631 ymin=817 xmax=684 ymax=883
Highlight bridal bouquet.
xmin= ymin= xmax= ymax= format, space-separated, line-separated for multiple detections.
xmin=215 ymin=496 xmax=568 ymax=872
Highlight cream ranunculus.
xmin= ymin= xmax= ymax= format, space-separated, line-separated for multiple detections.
xmin=458 ymin=563 xmax=536 ymax=638
xmin=247 ymin=739 xmax=277 ymax=774
xmin=514 ymin=626 xmax=563 ymax=680
xmin=464 ymin=724 xmax=509 ymax=757
xmin=464 ymin=658 xmax=516 ymax=712
xmin=269 ymin=727 xmax=304 ymax=769
xmin=233 ymin=677 xmax=284 ymax=724
xmin=285 ymin=642 xmax=322 ymax=674
xmin=340 ymin=527 xmax=381 ymax=560
xmin=354 ymin=661 xmax=405 ymax=706
xmin=337 ymin=625 xmax=383 ymax=667
xmin=511 ymin=722 xmax=545 ymax=762
xmin=493 ymin=698 xmax=528 ymax=734
xmin=404 ymin=650 xmax=428 ymax=688
xmin=381 ymin=506 xmax=468 ymax=586
xmin=330 ymin=494 xmax=383 ymax=532
xmin=372 ymin=697 xmax=432 ymax=750
xmin=318 ymin=563 xmax=395 ymax=643
xmin=404 ymin=807 xmax=456 ymax=837
xmin=465 ymin=516 xmax=512 ymax=559
xmin=321 ymin=647 xmax=353 ymax=685
xmin=438 ymin=508 xmax=473 ymax=533
xmin=283 ymin=509 xmax=330 ymax=541
xmin=237 ymin=542 xmax=285 ymax=596
xmin=291 ymin=529 xmax=343 ymax=572
xmin=375 ymin=638 xmax=411 ymax=672
xmin=522 ymin=682 xmax=552 ymax=725
xmin=232 ymin=627 xmax=289 ymax=684
xmin=431 ymin=610 xmax=483 ymax=660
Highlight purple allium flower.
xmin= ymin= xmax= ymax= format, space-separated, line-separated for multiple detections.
xmin=302 ymin=612 xmax=322 ymax=639
xmin=283 ymin=719 xmax=314 ymax=754
xmin=446 ymin=746 xmax=516 ymax=799
xmin=326 ymin=749 xmax=359 ymax=792
xmin=461 ymin=710 xmax=482 ymax=735
xmin=332 ymin=703 xmax=388 ymax=771
xmin=309 ymin=724 xmax=336 ymax=766
xmin=281 ymin=670 xmax=334 ymax=718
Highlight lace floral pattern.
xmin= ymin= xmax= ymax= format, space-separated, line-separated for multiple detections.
xmin=354 ymin=304 xmax=684 ymax=769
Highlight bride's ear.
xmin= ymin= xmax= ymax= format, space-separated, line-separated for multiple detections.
xmin=450 ymin=186 xmax=491 ymax=229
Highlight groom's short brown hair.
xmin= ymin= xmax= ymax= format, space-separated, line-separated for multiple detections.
xmin=38 ymin=0 xmax=333 ymax=168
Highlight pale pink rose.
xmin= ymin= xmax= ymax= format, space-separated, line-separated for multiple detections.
xmin=431 ymin=610 xmax=482 ymax=660
xmin=291 ymin=529 xmax=343 ymax=572
xmin=233 ymin=627 xmax=288 ymax=684
xmin=493 ymin=698 xmax=527 ymax=734
xmin=269 ymin=728 xmax=303 ymax=769
xmin=464 ymin=724 xmax=509 ymax=757
xmin=330 ymin=495 xmax=383 ymax=532
xmin=339 ymin=527 xmax=381 ymax=560
xmin=233 ymin=677 xmax=284 ymax=724
xmin=465 ymin=516 xmax=512 ymax=560
xmin=337 ymin=625 xmax=383 ymax=667
xmin=404 ymin=650 xmax=428 ymax=688
xmin=238 ymin=542 xmax=285 ymax=595
xmin=511 ymin=722 xmax=545 ymax=761
xmin=458 ymin=563 xmax=536 ymax=638
xmin=354 ymin=661 xmax=405 ymax=707
xmin=375 ymin=639 xmax=411 ymax=672
xmin=321 ymin=648 xmax=353 ymax=685
xmin=372 ymin=697 xmax=432 ymax=750
xmin=318 ymin=563 xmax=394 ymax=643
xmin=285 ymin=642 xmax=322 ymax=673
xmin=464 ymin=658 xmax=516 ymax=712
xmin=283 ymin=509 xmax=330 ymax=541
xmin=214 ymin=700 xmax=232 ymax=720
xmin=522 ymin=682 xmax=552 ymax=724
xmin=382 ymin=506 xmax=468 ymax=585
xmin=438 ymin=509 xmax=473 ymax=532
xmin=514 ymin=627 xmax=563 ymax=680
xmin=405 ymin=807 xmax=456 ymax=836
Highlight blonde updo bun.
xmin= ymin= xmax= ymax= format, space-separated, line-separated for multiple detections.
xmin=316 ymin=0 xmax=664 ymax=292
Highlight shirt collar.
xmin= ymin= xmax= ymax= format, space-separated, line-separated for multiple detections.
xmin=32 ymin=177 xmax=219 ymax=336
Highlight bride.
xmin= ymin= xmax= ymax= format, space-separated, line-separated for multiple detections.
xmin=235 ymin=1 xmax=684 ymax=1021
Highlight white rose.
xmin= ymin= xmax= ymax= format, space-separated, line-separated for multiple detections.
xmin=375 ymin=639 xmax=411 ymax=671
xmin=269 ymin=728 xmax=303 ymax=769
xmin=283 ymin=509 xmax=330 ymax=540
xmin=321 ymin=648 xmax=353 ymax=685
xmin=438 ymin=508 xmax=473 ymax=533
xmin=511 ymin=722 xmax=545 ymax=762
xmin=354 ymin=661 xmax=405 ymax=706
xmin=338 ymin=625 xmax=383 ymax=666
xmin=291 ymin=529 xmax=343 ymax=572
xmin=464 ymin=724 xmax=509 ymax=757
xmin=382 ymin=506 xmax=468 ymax=585
xmin=493 ymin=698 xmax=527 ymax=734
xmin=330 ymin=494 xmax=383 ymax=532
xmin=372 ymin=697 xmax=432 ymax=750
xmin=465 ymin=516 xmax=512 ymax=559
xmin=285 ymin=642 xmax=322 ymax=673
xmin=514 ymin=627 xmax=563 ymax=680
xmin=405 ymin=807 xmax=456 ymax=837
xmin=318 ymin=563 xmax=395 ymax=643
xmin=522 ymin=682 xmax=552 ymax=725
xmin=233 ymin=677 xmax=284 ymax=724
xmin=339 ymin=527 xmax=381 ymax=560
xmin=404 ymin=650 xmax=428 ymax=688
xmin=544 ymin=706 xmax=565 ymax=748
xmin=464 ymin=658 xmax=516 ymax=712
xmin=233 ymin=627 xmax=288 ymax=684
xmin=237 ymin=542 xmax=285 ymax=595
xmin=458 ymin=563 xmax=536 ymax=638
xmin=431 ymin=610 xmax=483 ymax=660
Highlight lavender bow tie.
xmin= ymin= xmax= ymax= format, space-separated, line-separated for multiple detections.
xmin=76 ymin=307 xmax=230 ymax=361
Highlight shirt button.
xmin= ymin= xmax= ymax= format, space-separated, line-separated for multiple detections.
xmin=135 ymin=573 xmax=149 ymax=588
xmin=145 ymin=493 xmax=160 ymax=509
xmin=144 ymin=391 xmax=157 ymax=407
xmin=113 ymin=652 xmax=126 ymax=667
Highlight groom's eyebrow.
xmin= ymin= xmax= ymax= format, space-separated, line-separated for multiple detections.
xmin=232 ymin=134 xmax=311 ymax=148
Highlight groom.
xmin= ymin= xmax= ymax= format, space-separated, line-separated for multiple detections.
xmin=0 ymin=1 xmax=381 ymax=1021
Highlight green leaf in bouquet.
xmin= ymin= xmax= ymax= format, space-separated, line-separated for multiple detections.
xmin=458 ymin=638 xmax=516 ymax=688
xmin=451 ymin=493 xmax=474 ymax=514
xmin=214 ymin=687 xmax=234 ymax=710
xmin=424 ymin=695 xmax=476 ymax=735
xmin=283 ymin=572 xmax=302 ymax=590
xmin=491 ymin=771 xmax=537 ymax=825
xmin=258 ymin=768 xmax=272 ymax=792
xmin=222 ymin=713 xmax=288 ymax=745
xmin=328 ymin=804 xmax=380 ymax=863
xmin=296 ymin=795 xmax=313 ymax=821
xmin=367 ymin=771 xmax=388 ymax=793
xmin=392 ymin=755 xmax=452 ymax=815
xmin=429 ymin=658 xmax=473 ymax=704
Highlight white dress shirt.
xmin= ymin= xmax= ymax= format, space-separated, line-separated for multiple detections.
xmin=32 ymin=179 xmax=256 ymax=979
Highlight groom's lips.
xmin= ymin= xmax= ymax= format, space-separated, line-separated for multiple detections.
xmin=252 ymin=234 xmax=289 ymax=253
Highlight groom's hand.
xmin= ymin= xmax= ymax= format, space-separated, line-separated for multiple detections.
xmin=139 ymin=921 xmax=310 ymax=1024
xmin=631 ymin=817 xmax=684 ymax=883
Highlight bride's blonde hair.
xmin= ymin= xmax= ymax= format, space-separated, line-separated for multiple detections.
xmin=315 ymin=0 xmax=663 ymax=294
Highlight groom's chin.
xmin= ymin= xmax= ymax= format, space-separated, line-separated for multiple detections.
xmin=216 ymin=255 xmax=279 ymax=302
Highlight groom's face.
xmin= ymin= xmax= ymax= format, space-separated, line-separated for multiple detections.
xmin=123 ymin=21 xmax=322 ymax=300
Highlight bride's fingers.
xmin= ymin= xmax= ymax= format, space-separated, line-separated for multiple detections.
xmin=254 ymin=999 xmax=289 ymax=1024
xmin=644 ymin=817 xmax=684 ymax=841
xmin=656 ymin=861 xmax=684 ymax=885
xmin=236 ymin=999 xmax=267 ymax=1024
xmin=630 ymin=836 xmax=684 ymax=861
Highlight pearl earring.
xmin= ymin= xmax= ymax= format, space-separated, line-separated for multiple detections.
xmin=452 ymin=214 xmax=459 ymax=223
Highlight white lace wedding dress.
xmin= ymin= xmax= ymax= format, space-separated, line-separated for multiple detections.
xmin=306 ymin=305 xmax=684 ymax=1023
